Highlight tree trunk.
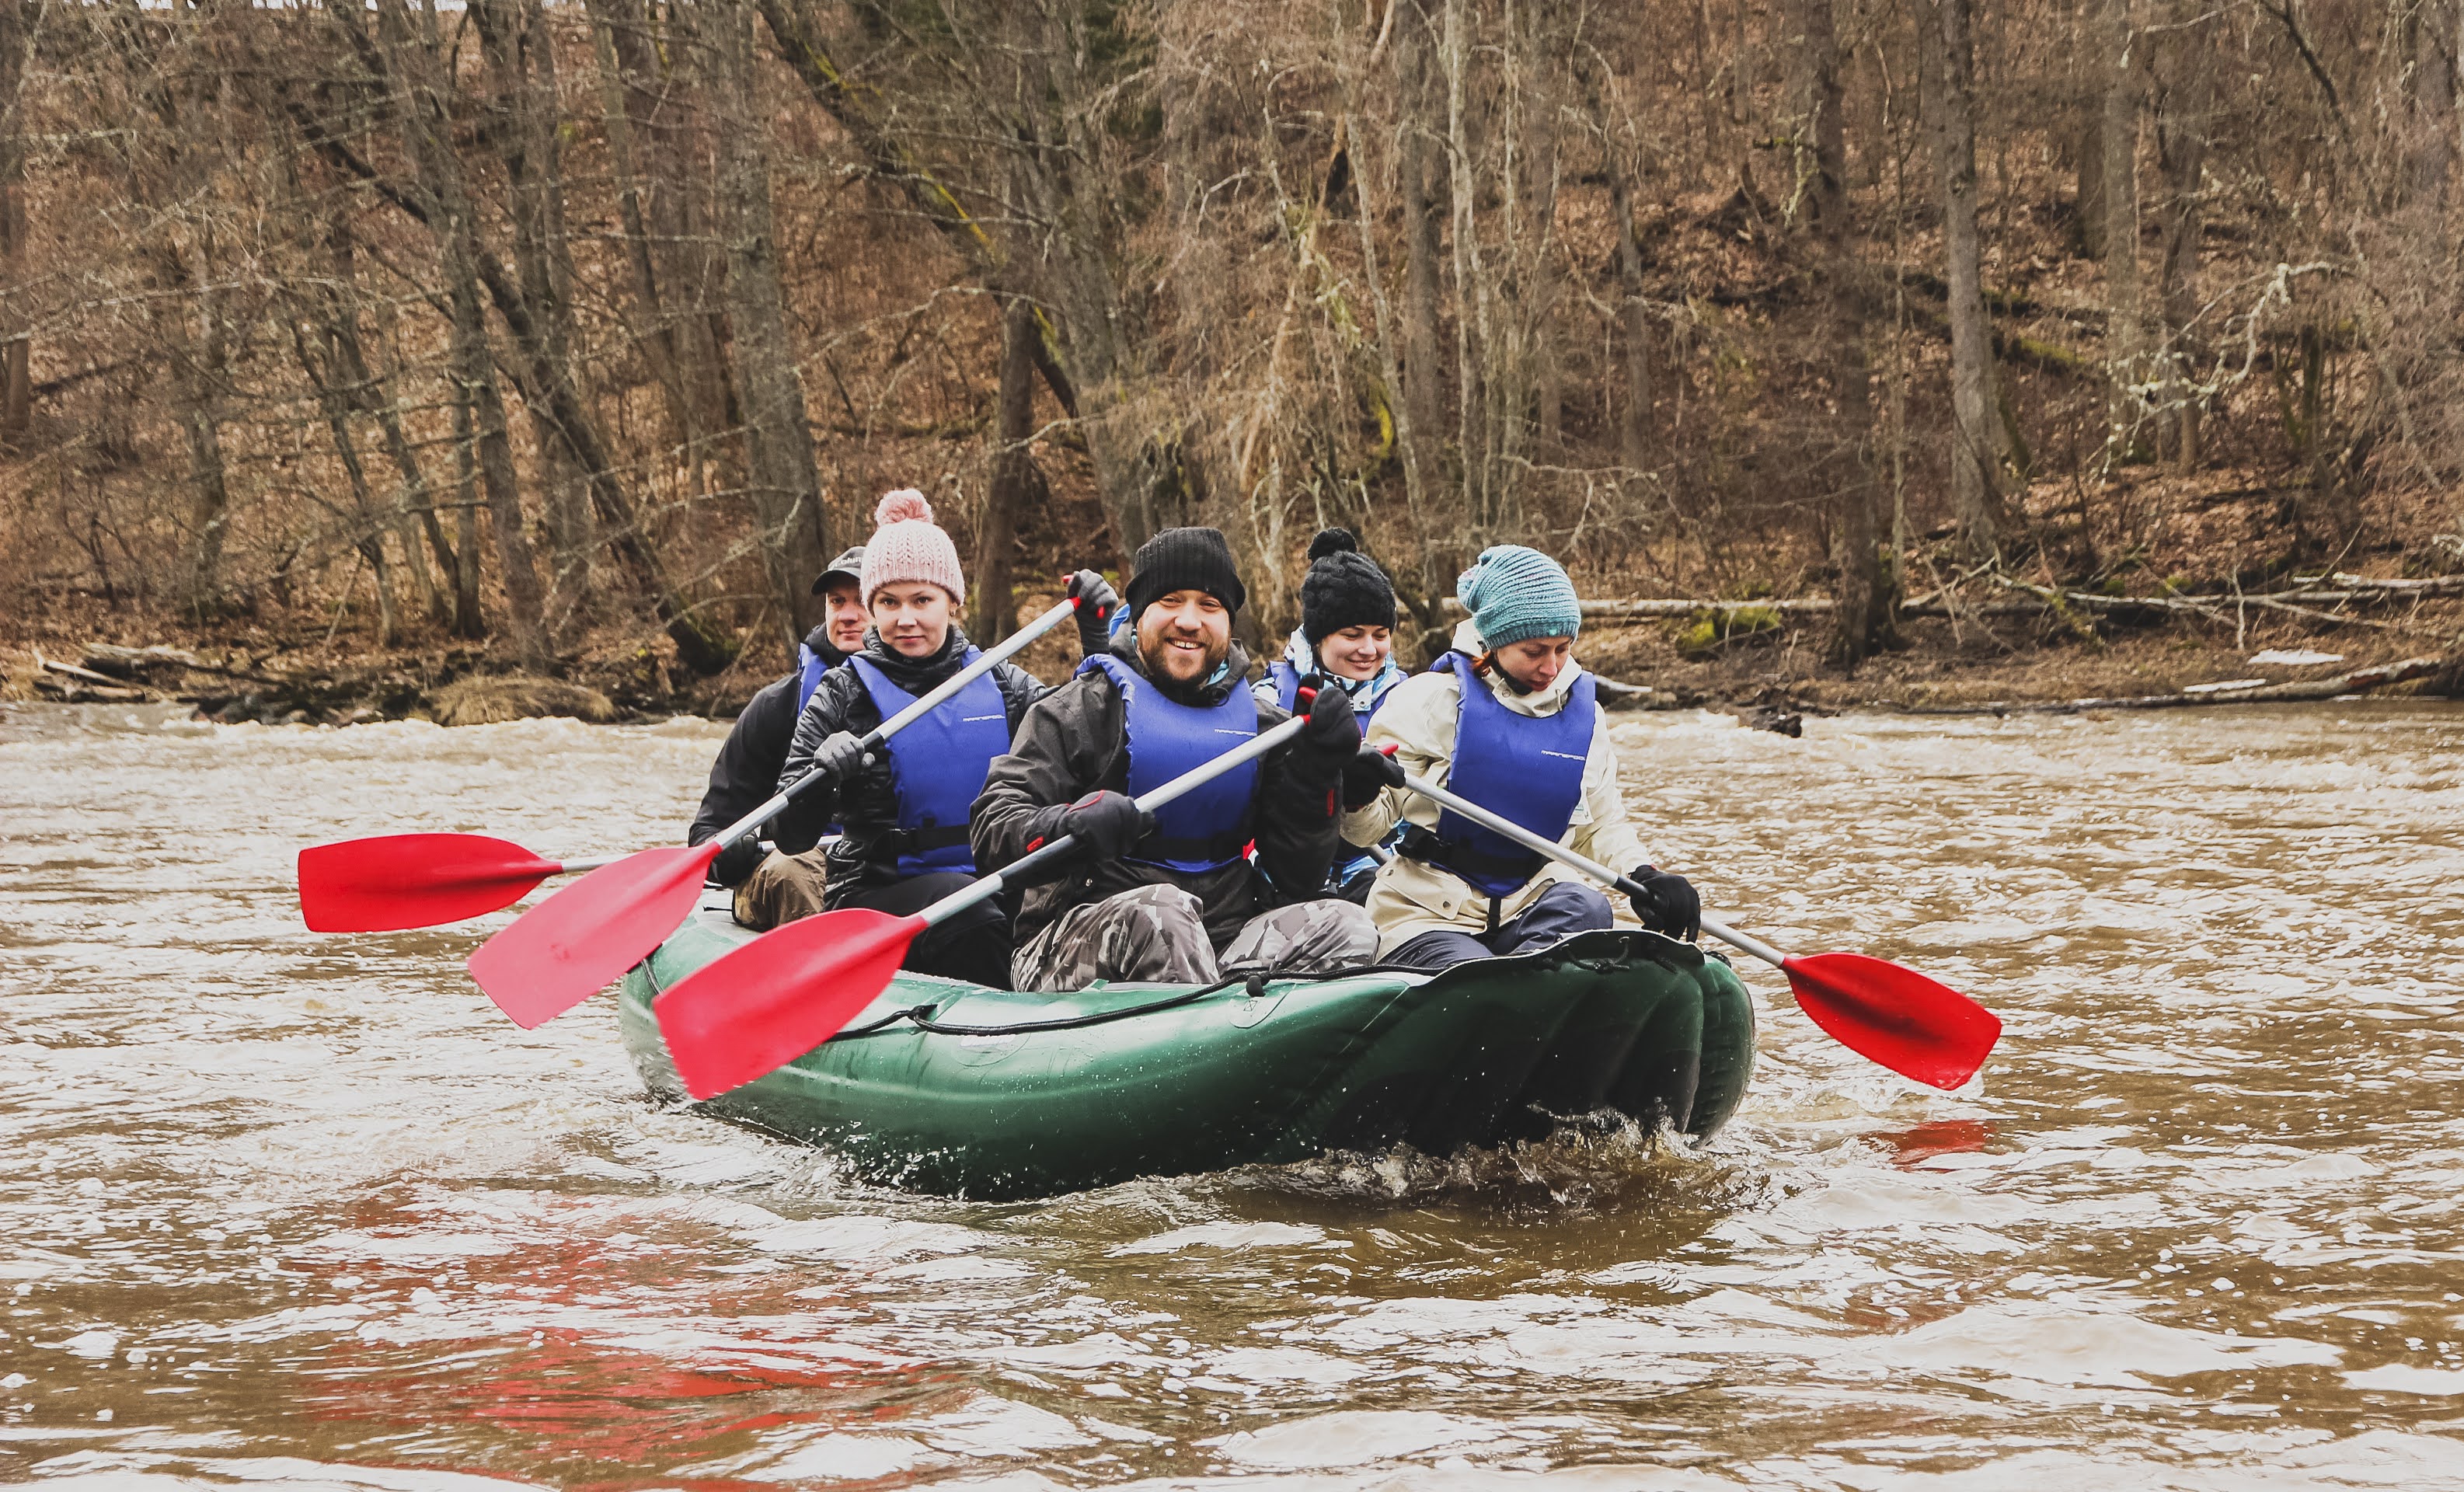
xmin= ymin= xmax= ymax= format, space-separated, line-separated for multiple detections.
xmin=1922 ymin=0 xmax=2004 ymax=561
xmin=2153 ymin=0 xmax=2212 ymax=470
xmin=475 ymin=0 xmax=594 ymax=645
xmin=1609 ymin=162 xmax=1653 ymax=478
xmin=2072 ymin=0 xmax=2107 ymax=260
xmin=370 ymin=0 xmax=549 ymax=664
xmin=448 ymin=385 xmax=488 ymax=640
xmin=1441 ymin=0 xmax=1498 ymax=539
xmin=177 ymin=367 xmax=233 ymax=623
xmin=978 ymin=295 xmax=1040 ymax=645
xmin=699 ymin=0 xmax=830 ymax=642
xmin=1792 ymin=0 xmax=1887 ymax=664
xmin=1522 ymin=11 xmax=1563 ymax=454
xmin=2415 ymin=0 xmax=2455 ymax=207
xmin=291 ymin=309 xmax=401 ymax=647
xmin=2100 ymin=0 xmax=2145 ymax=459
xmin=162 ymin=214 xmax=233 ymax=622
xmin=1396 ymin=0 xmax=1446 ymax=556
xmin=0 ymin=0 xmax=29 ymax=442
xmin=584 ymin=0 xmax=704 ymax=484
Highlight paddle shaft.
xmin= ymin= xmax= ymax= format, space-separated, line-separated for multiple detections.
xmin=908 ymin=713 xmax=1312 ymax=931
xmin=703 ymin=598 xmax=1079 ymax=853
xmin=1390 ymin=769 xmax=1786 ymax=970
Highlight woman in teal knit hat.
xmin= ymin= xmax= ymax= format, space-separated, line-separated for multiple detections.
xmin=1336 ymin=545 xmax=1699 ymax=970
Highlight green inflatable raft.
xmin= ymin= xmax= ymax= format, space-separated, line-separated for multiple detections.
xmin=617 ymin=900 xmax=1757 ymax=1199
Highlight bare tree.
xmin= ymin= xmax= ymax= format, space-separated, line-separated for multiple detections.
xmin=1790 ymin=0 xmax=1888 ymax=663
xmin=2100 ymin=0 xmax=2145 ymax=459
xmin=1922 ymin=0 xmax=2004 ymax=562
xmin=690 ymin=0 xmax=829 ymax=640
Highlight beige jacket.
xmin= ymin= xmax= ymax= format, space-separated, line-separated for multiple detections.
xmin=1340 ymin=621 xmax=1648 ymax=955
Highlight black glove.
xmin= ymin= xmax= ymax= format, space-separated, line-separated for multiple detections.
xmin=709 ymin=835 xmax=767 ymax=888
xmin=1068 ymin=570 xmax=1120 ymax=653
xmin=1626 ymin=866 xmax=1700 ymax=941
xmin=1286 ymin=682 xmax=1360 ymax=786
xmin=1026 ymin=789 xmax=1152 ymax=866
xmin=808 ymin=730 xmax=868 ymax=783
xmin=1340 ymin=744 xmax=1405 ymax=810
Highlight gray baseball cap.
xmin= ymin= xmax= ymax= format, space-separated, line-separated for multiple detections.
xmin=811 ymin=546 xmax=865 ymax=594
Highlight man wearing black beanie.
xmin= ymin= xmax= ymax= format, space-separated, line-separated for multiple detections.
xmin=973 ymin=526 xmax=1390 ymax=989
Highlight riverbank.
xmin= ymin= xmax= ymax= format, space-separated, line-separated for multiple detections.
xmin=5 ymin=578 xmax=2459 ymax=727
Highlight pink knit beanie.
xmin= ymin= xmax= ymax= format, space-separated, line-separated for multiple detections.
xmin=858 ymin=490 xmax=966 ymax=606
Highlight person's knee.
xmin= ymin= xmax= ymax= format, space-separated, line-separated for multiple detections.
xmin=1318 ymin=901 xmax=1379 ymax=961
xmin=1385 ymin=929 xmax=1488 ymax=972
xmin=1110 ymin=883 xmax=1204 ymax=918
xmin=734 ymin=849 xmax=827 ymax=930
xmin=1532 ymin=880 xmax=1613 ymax=930
xmin=1222 ymin=898 xmax=1377 ymax=974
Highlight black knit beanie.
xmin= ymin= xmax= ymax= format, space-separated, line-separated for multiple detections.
xmin=1299 ymin=528 xmax=1396 ymax=644
xmin=1126 ymin=526 xmax=1246 ymax=620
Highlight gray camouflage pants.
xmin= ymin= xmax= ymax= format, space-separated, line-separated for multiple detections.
xmin=1012 ymin=884 xmax=1380 ymax=992
xmin=732 ymin=848 xmax=830 ymax=931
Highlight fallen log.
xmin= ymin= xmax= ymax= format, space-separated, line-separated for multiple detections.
xmin=1444 ymin=596 xmax=1837 ymax=618
xmin=81 ymin=642 xmax=285 ymax=683
xmin=82 ymin=643 xmax=209 ymax=677
xmin=31 ymin=651 xmax=151 ymax=702
xmin=34 ymin=650 xmax=144 ymax=689
xmin=1906 ymin=654 xmax=2453 ymax=715
xmin=1454 ymin=573 xmax=2464 ymax=629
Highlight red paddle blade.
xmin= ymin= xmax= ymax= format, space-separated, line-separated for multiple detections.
xmin=466 ymin=843 xmax=719 ymax=1029
xmin=1780 ymin=952 xmax=2004 ymax=1091
xmin=653 ymin=908 xmax=925 ymax=1100
xmin=298 ymin=834 xmax=560 ymax=932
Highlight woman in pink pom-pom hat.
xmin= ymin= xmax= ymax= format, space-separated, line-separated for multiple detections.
xmin=750 ymin=490 xmax=1118 ymax=987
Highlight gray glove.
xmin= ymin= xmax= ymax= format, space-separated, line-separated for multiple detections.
xmin=810 ymin=730 xmax=867 ymax=783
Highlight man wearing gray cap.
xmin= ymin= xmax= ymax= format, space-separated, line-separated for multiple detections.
xmin=686 ymin=546 xmax=867 ymax=928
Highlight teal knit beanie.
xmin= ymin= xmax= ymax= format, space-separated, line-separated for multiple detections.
xmin=1458 ymin=545 xmax=1580 ymax=647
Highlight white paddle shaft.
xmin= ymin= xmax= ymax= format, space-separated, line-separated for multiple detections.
xmin=1392 ymin=769 xmax=1786 ymax=970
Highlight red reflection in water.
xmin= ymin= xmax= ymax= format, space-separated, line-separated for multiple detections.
xmin=1878 ymin=1117 xmax=1995 ymax=1167
xmin=284 ymin=1193 xmax=957 ymax=1490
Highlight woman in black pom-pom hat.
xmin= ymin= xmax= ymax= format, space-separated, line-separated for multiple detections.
xmin=1254 ymin=528 xmax=1409 ymax=898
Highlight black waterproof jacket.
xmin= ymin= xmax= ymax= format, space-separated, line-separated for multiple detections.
xmin=969 ymin=636 xmax=1344 ymax=950
xmin=771 ymin=626 xmax=1050 ymax=907
xmin=688 ymin=624 xmax=846 ymax=849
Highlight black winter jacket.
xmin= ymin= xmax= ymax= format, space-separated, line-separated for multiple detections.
xmin=688 ymin=624 xmax=846 ymax=851
xmin=969 ymin=636 xmax=1344 ymax=950
xmin=771 ymin=626 xmax=1050 ymax=907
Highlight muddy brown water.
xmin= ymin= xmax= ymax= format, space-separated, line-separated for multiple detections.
xmin=4 ymin=699 xmax=2462 ymax=1490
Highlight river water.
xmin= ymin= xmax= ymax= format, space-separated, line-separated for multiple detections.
xmin=4 ymin=699 xmax=2462 ymax=1490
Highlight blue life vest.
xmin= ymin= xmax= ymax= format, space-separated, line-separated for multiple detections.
xmin=1267 ymin=658 xmax=1307 ymax=712
xmin=795 ymin=643 xmax=833 ymax=715
xmin=1079 ymin=654 xmax=1257 ymax=873
xmin=1424 ymin=652 xmax=1595 ymax=897
xmin=847 ymin=652 xmax=1012 ymax=877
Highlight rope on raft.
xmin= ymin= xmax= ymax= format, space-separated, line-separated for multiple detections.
xmin=828 ymin=971 xmax=1262 ymax=1041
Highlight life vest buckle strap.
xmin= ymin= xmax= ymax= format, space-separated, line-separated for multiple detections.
xmin=1398 ymin=823 xmax=1541 ymax=892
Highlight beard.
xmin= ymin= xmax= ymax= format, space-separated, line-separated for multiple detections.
xmin=1141 ymin=629 xmax=1230 ymax=685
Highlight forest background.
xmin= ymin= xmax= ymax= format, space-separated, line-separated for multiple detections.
xmin=4 ymin=0 xmax=2462 ymax=720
